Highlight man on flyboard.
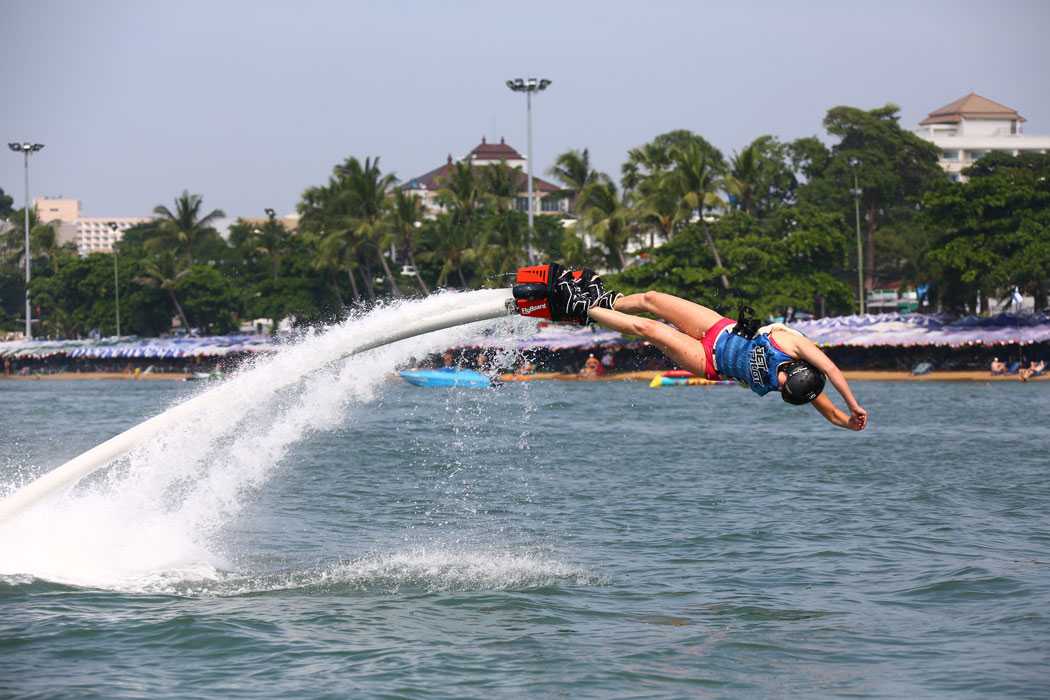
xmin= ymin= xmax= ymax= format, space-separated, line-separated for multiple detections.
xmin=514 ymin=264 xmax=868 ymax=431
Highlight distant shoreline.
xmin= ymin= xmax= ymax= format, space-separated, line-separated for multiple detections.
xmin=2 ymin=370 xmax=1046 ymax=383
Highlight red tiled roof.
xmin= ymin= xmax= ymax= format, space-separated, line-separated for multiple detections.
xmin=920 ymin=92 xmax=1025 ymax=126
xmin=402 ymin=156 xmax=455 ymax=190
xmin=467 ymin=136 xmax=524 ymax=161
xmin=403 ymin=140 xmax=561 ymax=194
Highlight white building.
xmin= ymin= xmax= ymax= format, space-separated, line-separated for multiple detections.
xmin=402 ymin=137 xmax=568 ymax=217
xmin=34 ymin=196 xmax=151 ymax=255
xmin=914 ymin=93 xmax=1050 ymax=181
xmin=72 ymin=218 xmax=152 ymax=255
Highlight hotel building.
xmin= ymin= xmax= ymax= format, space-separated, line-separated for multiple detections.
xmin=914 ymin=93 xmax=1050 ymax=181
xmin=34 ymin=197 xmax=151 ymax=255
xmin=402 ymin=137 xmax=568 ymax=217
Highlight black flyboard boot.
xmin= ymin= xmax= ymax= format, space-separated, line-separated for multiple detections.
xmin=512 ymin=264 xmax=590 ymax=324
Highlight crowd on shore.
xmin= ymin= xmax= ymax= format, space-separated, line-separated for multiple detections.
xmin=3 ymin=341 xmax=1047 ymax=382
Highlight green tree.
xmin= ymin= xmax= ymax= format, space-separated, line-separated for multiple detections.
xmin=335 ymin=156 xmax=402 ymax=297
xmin=175 ymin=265 xmax=239 ymax=334
xmin=622 ymin=131 xmax=727 ymax=252
xmin=135 ymin=251 xmax=192 ymax=331
xmin=548 ymin=148 xmax=606 ymax=213
xmin=243 ymin=214 xmax=290 ymax=281
xmin=578 ymin=180 xmax=632 ymax=270
xmin=420 ymin=214 xmax=475 ymax=288
xmin=479 ymin=159 xmax=520 ymax=212
xmin=437 ymin=160 xmax=484 ymax=226
xmin=0 ymin=187 xmax=13 ymax=220
xmin=819 ymin=104 xmax=944 ymax=291
xmin=610 ymin=206 xmax=852 ymax=318
xmin=1 ymin=207 xmax=64 ymax=270
xmin=725 ymin=135 xmax=798 ymax=217
xmin=924 ymin=152 xmax=1050 ymax=312
xmin=670 ymin=142 xmax=730 ymax=289
xmin=30 ymin=253 xmax=168 ymax=338
xmin=385 ymin=190 xmax=430 ymax=294
xmin=151 ymin=191 xmax=226 ymax=266
xmin=299 ymin=179 xmax=368 ymax=303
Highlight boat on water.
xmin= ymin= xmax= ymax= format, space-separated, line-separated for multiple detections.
xmin=649 ymin=370 xmax=735 ymax=388
xmin=399 ymin=367 xmax=493 ymax=388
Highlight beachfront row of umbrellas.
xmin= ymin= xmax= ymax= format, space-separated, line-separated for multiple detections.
xmin=2 ymin=313 xmax=1049 ymax=360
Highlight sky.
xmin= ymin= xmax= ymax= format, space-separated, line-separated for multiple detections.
xmin=2 ymin=0 xmax=1048 ymax=220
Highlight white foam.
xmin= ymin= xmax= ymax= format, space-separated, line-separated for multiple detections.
xmin=51 ymin=546 xmax=601 ymax=597
xmin=0 ymin=291 xmax=535 ymax=592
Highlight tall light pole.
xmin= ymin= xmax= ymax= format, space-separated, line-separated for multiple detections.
xmin=108 ymin=222 xmax=121 ymax=337
xmin=8 ymin=142 xmax=45 ymax=339
xmin=848 ymin=157 xmax=865 ymax=315
xmin=505 ymin=77 xmax=551 ymax=263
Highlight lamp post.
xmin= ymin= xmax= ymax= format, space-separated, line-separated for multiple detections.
xmin=505 ymin=77 xmax=552 ymax=263
xmin=848 ymin=158 xmax=865 ymax=315
xmin=108 ymin=222 xmax=121 ymax=337
xmin=8 ymin=142 xmax=45 ymax=339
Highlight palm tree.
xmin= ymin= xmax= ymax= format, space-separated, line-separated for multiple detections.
xmin=385 ymin=190 xmax=430 ymax=294
xmin=725 ymin=136 xmax=775 ymax=215
xmin=1 ymin=207 xmax=63 ymax=272
xmin=548 ymin=148 xmax=607 ymax=213
xmin=578 ymin=181 xmax=632 ymax=270
xmin=436 ymin=161 xmax=483 ymax=226
xmin=337 ymin=156 xmax=402 ymax=297
xmin=480 ymin=159 xmax=519 ymax=212
xmin=244 ymin=216 xmax=289 ymax=281
xmin=634 ymin=172 xmax=678 ymax=248
xmin=431 ymin=161 xmax=487 ymax=284
xmin=423 ymin=215 xmax=474 ymax=288
xmin=152 ymin=191 xmax=225 ymax=266
xmin=300 ymin=182 xmax=366 ymax=304
xmin=621 ymin=142 xmax=672 ymax=195
xmin=135 ymin=251 xmax=192 ymax=331
xmin=318 ymin=225 xmax=368 ymax=303
xmin=671 ymin=143 xmax=730 ymax=289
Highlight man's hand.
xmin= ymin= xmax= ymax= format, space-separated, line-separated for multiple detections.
xmin=847 ymin=405 xmax=868 ymax=431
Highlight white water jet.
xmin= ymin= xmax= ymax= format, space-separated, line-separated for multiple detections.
xmin=0 ymin=289 xmax=515 ymax=523
xmin=0 ymin=290 xmax=532 ymax=589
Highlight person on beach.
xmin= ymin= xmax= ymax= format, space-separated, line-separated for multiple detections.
xmin=1019 ymin=359 xmax=1045 ymax=382
xmin=551 ymin=269 xmax=868 ymax=431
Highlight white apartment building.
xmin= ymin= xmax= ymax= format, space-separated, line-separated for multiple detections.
xmin=914 ymin=93 xmax=1050 ymax=181
xmin=34 ymin=196 xmax=151 ymax=255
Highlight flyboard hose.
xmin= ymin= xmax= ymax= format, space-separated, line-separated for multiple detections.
xmin=0 ymin=264 xmax=570 ymax=523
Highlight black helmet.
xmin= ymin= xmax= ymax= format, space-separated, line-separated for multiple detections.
xmin=780 ymin=361 xmax=826 ymax=405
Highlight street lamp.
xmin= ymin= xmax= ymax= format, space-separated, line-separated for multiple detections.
xmin=848 ymin=157 xmax=865 ymax=315
xmin=8 ymin=141 xmax=45 ymax=339
xmin=108 ymin=222 xmax=121 ymax=337
xmin=505 ymin=77 xmax=552 ymax=263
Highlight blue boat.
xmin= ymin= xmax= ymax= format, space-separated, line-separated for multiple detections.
xmin=399 ymin=367 xmax=492 ymax=388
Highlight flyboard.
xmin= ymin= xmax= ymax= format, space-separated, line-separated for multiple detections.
xmin=0 ymin=264 xmax=574 ymax=523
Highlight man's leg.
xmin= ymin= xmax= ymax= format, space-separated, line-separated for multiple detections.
xmin=611 ymin=291 xmax=725 ymax=340
xmin=587 ymin=307 xmax=707 ymax=376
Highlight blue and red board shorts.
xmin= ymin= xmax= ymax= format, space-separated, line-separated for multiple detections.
xmin=700 ymin=317 xmax=735 ymax=380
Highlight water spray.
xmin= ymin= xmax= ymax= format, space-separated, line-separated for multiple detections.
xmin=0 ymin=265 xmax=568 ymax=524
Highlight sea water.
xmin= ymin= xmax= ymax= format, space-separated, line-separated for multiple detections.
xmin=1 ymin=304 xmax=1048 ymax=698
